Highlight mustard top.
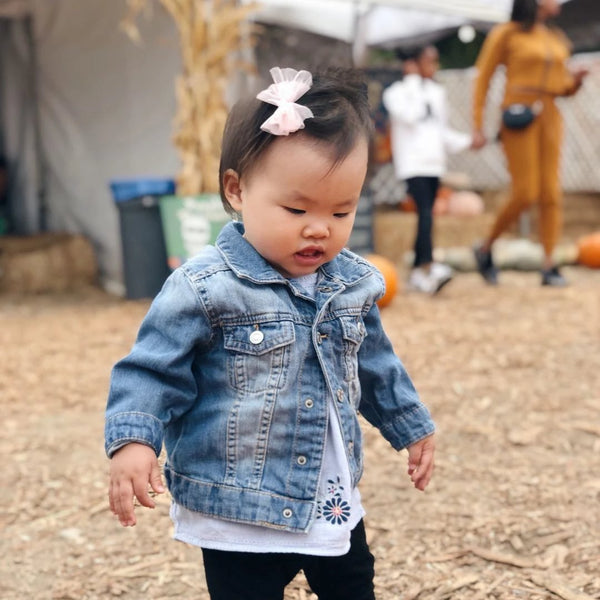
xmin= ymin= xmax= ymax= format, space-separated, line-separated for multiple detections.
xmin=473 ymin=22 xmax=577 ymax=129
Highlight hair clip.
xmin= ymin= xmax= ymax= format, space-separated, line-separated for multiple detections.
xmin=256 ymin=67 xmax=314 ymax=136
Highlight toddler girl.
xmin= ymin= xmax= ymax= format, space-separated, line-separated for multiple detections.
xmin=106 ymin=66 xmax=436 ymax=600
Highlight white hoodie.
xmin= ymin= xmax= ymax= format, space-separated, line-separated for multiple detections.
xmin=382 ymin=74 xmax=470 ymax=180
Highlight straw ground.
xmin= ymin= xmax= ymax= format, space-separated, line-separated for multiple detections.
xmin=1 ymin=267 xmax=599 ymax=599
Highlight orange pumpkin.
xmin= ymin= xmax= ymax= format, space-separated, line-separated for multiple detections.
xmin=447 ymin=190 xmax=484 ymax=216
xmin=577 ymin=232 xmax=600 ymax=268
xmin=365 ymin=254 xmax=399 ymax=308
xmin=400 ymin=194 xmax=417 ymax=213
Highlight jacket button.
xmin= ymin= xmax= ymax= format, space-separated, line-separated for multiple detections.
xmin=336 ymin=389 xmax=344 ymax=403
xmin=305 ymin=398 xmax=314 ymax=408
xmin=249 ymin=330 xmax=264 ymax=344
xmin=297 ymin=455 xmax=307 ymax=465
xmin=348 ymin=441 xmax=354 ymax=452
xmin=282 ymin=508 xmax=293 ymax=518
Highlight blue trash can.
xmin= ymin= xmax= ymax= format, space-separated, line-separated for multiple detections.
xmin=110 ymin=177 xmax=175 ymax=299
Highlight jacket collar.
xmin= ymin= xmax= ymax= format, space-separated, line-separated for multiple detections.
xmin=216 ymin=222 xmax=372 ymax=287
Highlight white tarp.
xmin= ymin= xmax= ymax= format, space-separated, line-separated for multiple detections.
xmin=242 ymin=0 xmax=513 ymax=45
xmin=243 ymin=0 xmax=572 ymax=46
xmin=1 ymin=1 xmax=180 ymax=292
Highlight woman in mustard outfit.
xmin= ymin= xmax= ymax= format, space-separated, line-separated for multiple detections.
xmin=471 ymin=0 xmax=588 ymax=286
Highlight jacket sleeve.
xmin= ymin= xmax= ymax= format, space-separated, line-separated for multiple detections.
xmin=356 ymin=303 xmax=435 ymax=450
xmin=382 ymin=76 xmax=427 ymax=125
xmin=443 ymin=128 xmax=471 ymax=154
xmin=473 ymin=24 xmax=509 ymax=130
xmin=104 ymin=268 xmax=212 ymax=458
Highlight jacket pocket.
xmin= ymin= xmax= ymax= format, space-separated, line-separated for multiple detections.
xmin=223 ymin=320 xmax=295 ymax=393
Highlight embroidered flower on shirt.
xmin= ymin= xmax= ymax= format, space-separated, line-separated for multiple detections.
xmin=327 ymin=476 xmax=344 ymax=496
xmin=316 ymin=475 xmax=350 ymax=525
xmin=321 ymin=496 xmax=351 ymax=525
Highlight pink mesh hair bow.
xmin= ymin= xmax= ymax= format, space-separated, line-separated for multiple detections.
xmin=256 ymin=67 xmax=314 ymax=136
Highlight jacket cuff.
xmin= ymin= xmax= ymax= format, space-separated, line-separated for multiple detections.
xmin=381 ymin=404 xmax=436 ymax=451
xmin=104 ymin=412 xmax=164 ymax=458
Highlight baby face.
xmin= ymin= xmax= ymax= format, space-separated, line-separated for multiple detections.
xmin=225 ymin=135 xmax=368 ymax=279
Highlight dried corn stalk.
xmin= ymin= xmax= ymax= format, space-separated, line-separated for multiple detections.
xmin=122 ymin=0 xmax=258 ymax=194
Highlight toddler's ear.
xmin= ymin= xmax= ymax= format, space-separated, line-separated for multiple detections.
xmin=223 ymin=169 xmax=243 ymax=212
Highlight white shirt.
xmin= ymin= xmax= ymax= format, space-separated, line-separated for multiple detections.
xmin=170 ymin=273 xmax=365 ymax=556
xmin=382 ymin=74 xmax=470 ymax=180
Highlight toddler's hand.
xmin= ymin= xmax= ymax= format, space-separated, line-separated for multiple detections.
xmin=406 ymin=434 xmax=435 ymax=491
xmin=108 ymin=443 xmax=165 ymax=527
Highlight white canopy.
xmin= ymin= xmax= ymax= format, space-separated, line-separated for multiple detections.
xmin=242 ymin=0 xmax=511 ymax=46
xmin=243 ymin=0 xmax=572 ymax=47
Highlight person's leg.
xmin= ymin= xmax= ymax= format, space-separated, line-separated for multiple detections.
xmin=475 ymin=121 xmax=542 ymax=284
xmin=406 ymin=177 xmax=435 ymax=268
xmin=538 ymin=102 xmax=565 ymax=283
xmin=428 ymin=176 xmax=440 ymax=250
xmin=303 ymin=520 xmax=376 ymax=600
xmin=202 ymin=548 xmax=301 ymax=600
xmin=489 ymin=123 xmax=542 ymax=247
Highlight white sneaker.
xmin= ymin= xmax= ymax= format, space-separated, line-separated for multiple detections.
xmin=430 ymin=263 xmax=453 ymax=294
xmin=430 ymin=262 xmax=453 ymax=280
xmin=408 ymin=264 xmax=453 ymax=295
xmin=408 ymin=267 xmax=436 ymax=294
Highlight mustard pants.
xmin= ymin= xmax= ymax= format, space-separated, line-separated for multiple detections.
xmin=490 ymin=99 xmax=563 ymax=257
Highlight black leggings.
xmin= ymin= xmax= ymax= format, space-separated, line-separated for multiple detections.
xmin=406 ymin=176 xmax=440 ymax=268
xmin=201 ymin=519 xmax=376 ymax=600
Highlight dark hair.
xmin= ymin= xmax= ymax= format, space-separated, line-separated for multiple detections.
xmin=510 ymin=0 xmax=538 ymax=30
xmin=395 ymin=45 xmax=432 ymax=62
xmin=218 ymin=67 xmax=373 ymax=215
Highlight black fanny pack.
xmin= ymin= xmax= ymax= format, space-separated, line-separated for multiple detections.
xmin=502 ymin=100 xmax=544 ymax=130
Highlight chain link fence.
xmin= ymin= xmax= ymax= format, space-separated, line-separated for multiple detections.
xmin=441 ymin=53 xmax=600 ymax=192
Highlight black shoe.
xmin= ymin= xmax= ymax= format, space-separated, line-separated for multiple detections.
xmin=541 ymin=266 xmax=567 ymax=287
xmin=473 ymin=243 xmax=498 ymax=285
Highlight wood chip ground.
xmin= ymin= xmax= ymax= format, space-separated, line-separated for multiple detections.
xmin=1 ymin=267 xmax=599 ymax=599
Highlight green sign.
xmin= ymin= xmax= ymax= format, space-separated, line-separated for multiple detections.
xmin=159 ymin=194 xmax=230 ymax=270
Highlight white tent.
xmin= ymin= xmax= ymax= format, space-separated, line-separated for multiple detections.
xmin=0 ymin=1 xmax=180 ymax=293
xmin=244 ymin=0 xmax=572 ymax=63
xmin=242 ymin=0 xmax=512 ymax=46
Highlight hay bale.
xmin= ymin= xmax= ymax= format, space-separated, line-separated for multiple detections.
xmin=373 ymin=210 xmax=496 ymax=265
xmin=0 ymin=233 xmax=98 ymax=293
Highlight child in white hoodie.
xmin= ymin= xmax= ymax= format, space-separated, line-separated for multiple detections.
xmin=383 ymin=46 xmax=472 ymax=294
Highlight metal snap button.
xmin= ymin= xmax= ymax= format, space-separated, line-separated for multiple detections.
xmin=282 ymin=508 xmax=293 ymax=518
xmin=305 ymin=398 xmax=314 ymax=409
xmin=336 ymin=389 xmax=344 ymax=403
xmin=297 ymin=455 xmax=307 ymax=465
xmin=249 ymin=330 xmax=264 ymax=345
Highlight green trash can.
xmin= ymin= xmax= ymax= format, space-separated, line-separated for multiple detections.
xmin=110 ymin=177 xmax=174 ymax=299
xmin=159 ymin=194 xmax=230 ymax=270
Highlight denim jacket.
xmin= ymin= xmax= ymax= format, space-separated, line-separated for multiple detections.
xmin=105 ymin=222 xmax=434 ymax=533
